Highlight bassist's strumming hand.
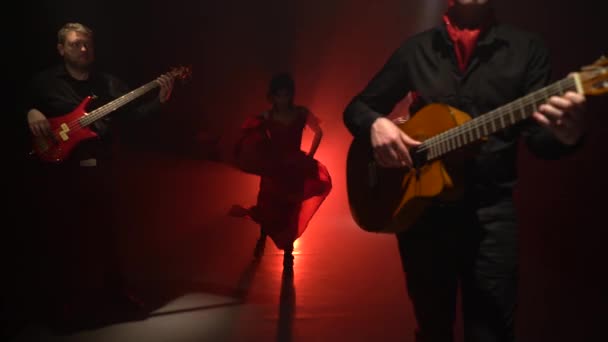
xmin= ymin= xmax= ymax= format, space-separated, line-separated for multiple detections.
xmin=27 ymin=109 xmax=52 ymax=137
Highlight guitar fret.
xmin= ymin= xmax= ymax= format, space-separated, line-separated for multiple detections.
xmin=522 ymin=103 xmax=527 ymax=120
xmin=516 ymin=99 xmax=526 ymax=122
xmin=535 ymin=87 xmax=548 ymax=111
xmin=421 ymin=74 xmax=584 ymax=163
xmin=495 ymin=116 xmax=504 ymax=130
xmin=517 ymin=106 xmax=528 ymax=121
xmin=78 ymin=81 xmax=159 ymax=128
xmin=519 ymin=98 xmax=528 ymax=120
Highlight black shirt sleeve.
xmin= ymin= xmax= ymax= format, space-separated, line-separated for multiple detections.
xmin=343 ymin=46 xmax=411 ymax=140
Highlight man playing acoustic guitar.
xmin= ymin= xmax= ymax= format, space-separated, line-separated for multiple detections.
xmin=344 ymin=1 xmax=588 ymax=341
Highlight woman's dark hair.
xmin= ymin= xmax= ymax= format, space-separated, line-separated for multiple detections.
xmin=268 ymin=72 xmax=295 ymax=97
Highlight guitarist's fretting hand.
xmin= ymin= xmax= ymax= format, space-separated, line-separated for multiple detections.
xmin=371 ymin=117 xmax=421 ymax=168
xmin=27 ymin=109 xmax=52 ymax=137
xmin=533 ymin=90 xmax=587 ymax=146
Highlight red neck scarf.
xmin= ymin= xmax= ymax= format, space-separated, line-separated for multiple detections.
xmin=443 ymin=1 xmax=493 ymax=72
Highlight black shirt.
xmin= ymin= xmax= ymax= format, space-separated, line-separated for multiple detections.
xmin=343 ymin=23 xmax=577 ymax=206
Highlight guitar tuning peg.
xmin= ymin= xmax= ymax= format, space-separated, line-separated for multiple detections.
xmin=582 ymin=56 xmax=608 ymax=71
xmin=592 ymin=55 xmax=608 ymax=66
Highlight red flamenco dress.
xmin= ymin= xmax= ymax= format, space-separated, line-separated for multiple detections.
xmin=231 ymin=108 xmax=332 ymax=251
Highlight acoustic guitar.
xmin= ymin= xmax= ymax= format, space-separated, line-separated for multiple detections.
xmin=346 ymin=56 xmax=608 ymax=233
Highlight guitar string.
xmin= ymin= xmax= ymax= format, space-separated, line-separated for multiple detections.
xmin=62 ymin=81 xmax=159 ymax=133
xmin=415 ymin=77 xmax=576 ymax=159
xmin=57 ymin=67 xmax=185 ymax=133
xmin=423 ymin=77 xmax=575 ymax=148
xmin=62 ymin=67 xmax=188 ymax=132
xmin=423 ymin=77 xmax=574 ymax=149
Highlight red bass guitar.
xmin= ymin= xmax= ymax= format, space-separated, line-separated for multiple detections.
xmin=31 ymin=65 xmax=192 ymax=163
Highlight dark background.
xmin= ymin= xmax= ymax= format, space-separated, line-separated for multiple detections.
xmin=6 ymin=0 xmax=608 ymax=340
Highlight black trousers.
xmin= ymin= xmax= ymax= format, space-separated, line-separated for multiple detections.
xmin=30 ymin=156 xmax=124 ymax=315
xmin=397 ymin=200 xmax=518 ymax=342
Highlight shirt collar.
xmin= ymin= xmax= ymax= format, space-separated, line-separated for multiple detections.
xmin=435 ymin=21 xmax=506 ymax=48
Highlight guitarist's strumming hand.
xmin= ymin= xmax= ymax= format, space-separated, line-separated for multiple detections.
xmin=371 ymin=117 xmax=421 ymax=168
xmin=156 ymin=74 xmax=175 ymax=104
xmin=27 ymin=109 xmax=52 ymax=137
xmin=533 ymin=89 xmax=587 ymax=145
